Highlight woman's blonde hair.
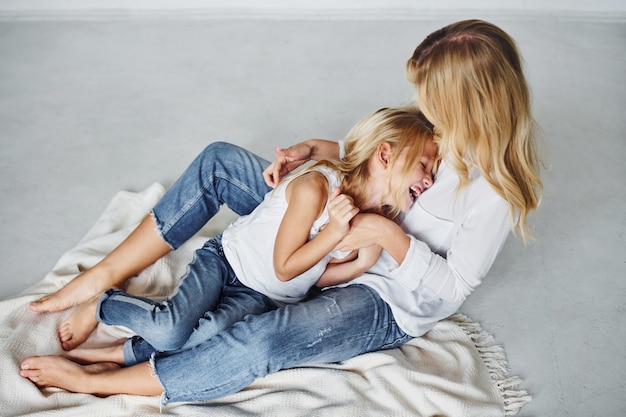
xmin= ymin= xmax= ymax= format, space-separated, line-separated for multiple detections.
xmin=314 ymin=106 xmax=435 ymax=219
xmin=406 ymin=19 xmax=543 ymax=243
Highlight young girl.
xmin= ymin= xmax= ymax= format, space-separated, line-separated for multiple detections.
xmin=60 ymin=106 xmax=436 ymax=365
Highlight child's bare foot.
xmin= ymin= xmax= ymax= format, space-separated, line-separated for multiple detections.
xmin=29 ymin=268 xmax=112 ymax=313
xmin=20 ymin=355 xmax=120 ymax=393
xmin=30 ymin=215 xmax=171 ymax=314
xmin=64 ymin=341 xmax=126 ymax=366
xmin=58 ymin=296 xmax=101 ymax=351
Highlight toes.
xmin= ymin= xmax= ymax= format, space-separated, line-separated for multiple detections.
xmin=19 ymin=357 xmax=54 ymax=387
xmin=59 ymin=328 xmax=79 ymax=351
xmin=21 ymin=356 xmax=47 ymax=370
xmin=59 ymin=326 xmax=74 ymax=350
xmin=62 ymin=337 xmax=79 ymax=352
xmin=29 ymin=297 xmax=50 ymax=312
xmin=20 ymin=357 xmax=34 ymax=370
xmin=60 ymin=330 xmax=87 ymax=351
xmin=20 ymin=369 xmax=43 ymax=384
xmin=20 ymin=357 xmax=44 ymax=382
xmin=59 ymin=323 xmax=72 ymax=342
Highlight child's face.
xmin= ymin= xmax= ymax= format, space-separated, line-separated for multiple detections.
xmin=386 ymin=137 xmax=437 ymax=212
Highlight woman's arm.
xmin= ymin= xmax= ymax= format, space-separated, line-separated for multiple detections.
xmin=316 ymin=244 xmax=382 ymax=287
xmin=336 ymin=213 xmax=411 ymax=264
xmin=263 ymin=139 xmax=340 ymax=187
xmin=358 ymin=196 xmax=511 ymax=302
xmin=344 ymin=197 xmax=512 ymax=303
xmin=402 ymin=196 xmax=511 ymax=301
xmin=273 ymin=174 xmax=358 ymax=282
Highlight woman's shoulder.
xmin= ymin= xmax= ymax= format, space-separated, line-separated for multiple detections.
xmin=421 ymin=161 xmax=508 ymax=217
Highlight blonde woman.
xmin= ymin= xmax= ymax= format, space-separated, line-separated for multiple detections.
xmin=21 ymin=20 xmax=542 ymax=403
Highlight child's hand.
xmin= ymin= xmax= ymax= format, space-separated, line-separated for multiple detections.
xmin=326 ymin=188 xmax=359 ymax=238
xmin=263 ymin=144 xmax=314 ymax=187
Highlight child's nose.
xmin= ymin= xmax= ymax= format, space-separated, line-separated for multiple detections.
xmin=423 ymin=174 xmax=433 ymax=188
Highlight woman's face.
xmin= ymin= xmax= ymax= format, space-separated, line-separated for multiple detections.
xmin=386 ymin=137 xmax=437 ymax=212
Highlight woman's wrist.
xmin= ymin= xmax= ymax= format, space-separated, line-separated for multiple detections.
xmin=307 ymin=139 xmax=340 ymax=161
xmin=378 ymin=219 xmax=411 ymax=264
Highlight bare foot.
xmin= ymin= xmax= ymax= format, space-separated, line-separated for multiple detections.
xmin=20 ymin=356 xmax=120 ymax=394
xmin=30 ymin=215 xmax=171 ymax=314
xmin=64 ymin=341 xmax=126 ymax=366
xmin=29 ymin=268 xmax=112 ymax=313
xmin=58 ymin=296 xmax=101 ymax=351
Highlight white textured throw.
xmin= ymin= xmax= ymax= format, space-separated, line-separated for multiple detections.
xmin=0 ymin=184 xmax=531 ymax=417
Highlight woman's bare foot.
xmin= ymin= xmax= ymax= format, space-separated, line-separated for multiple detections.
xmin=20 ymin=356 xmax=120 ymax=394
xmin=20 ymin=356 xmax=163 ymax=397
xmin=64 ymin=341 xmax=126 ymax=366
xmin=58 ymin=296 xmax=101 ymax=351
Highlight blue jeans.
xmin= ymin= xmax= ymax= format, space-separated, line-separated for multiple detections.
xmin=155 ymin=284 xmax=411 ymax=403
xmin=98 ymin=142 xmax=274 ymax=363
xmin=96 ymin=235 xmax=277 ymax=365
xmin=112 ymin=142 xmax=411 ymax=403
xmin=152 ymin=141 xmax=273 ymax=250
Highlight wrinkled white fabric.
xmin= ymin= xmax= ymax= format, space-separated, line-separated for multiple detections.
xmin=0 ymin=185 xmax=528 ymax=417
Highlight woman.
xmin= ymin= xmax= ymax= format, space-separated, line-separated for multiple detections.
xmin=21 ymin=19 xmax=542 ymax=403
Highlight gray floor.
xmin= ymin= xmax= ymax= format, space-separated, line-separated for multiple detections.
xmin=1 ymin=13 xmax=624 ymax=417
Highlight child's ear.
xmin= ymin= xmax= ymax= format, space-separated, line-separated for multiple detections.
xmin=377 ymin=142 xmax=393 ymax=168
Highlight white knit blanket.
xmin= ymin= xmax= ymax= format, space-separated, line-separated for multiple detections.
xmin=0 ymin=184 xmax=530 ymax=417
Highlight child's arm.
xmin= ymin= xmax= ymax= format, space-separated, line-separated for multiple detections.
xmin=316 ymin=244 xmax=383 ymax=287
xmin=273 ymin=174 xmax=357 ymax=282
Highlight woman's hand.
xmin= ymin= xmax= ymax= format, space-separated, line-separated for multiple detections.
xmin=263 ymin=139 xmax=341 ymax=187
xmin=315 ymin=242 xmax=382 ymax=288
xmin=263 ymin=143 xmax=314 ymax=187
xmin=354 ymin=244 xmax=383 ymax=271
xmin=334 ymin=213 xmax=386 ymax=251
xmin=336 ymin=213 xmax=411 ymax=264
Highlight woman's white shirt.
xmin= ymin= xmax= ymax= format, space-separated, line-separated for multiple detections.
xmin=348 ymin=159 xmax=512 ymax=336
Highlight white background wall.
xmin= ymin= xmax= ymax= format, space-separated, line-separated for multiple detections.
xmin=1 ymin=0 xmax=625 ymax=15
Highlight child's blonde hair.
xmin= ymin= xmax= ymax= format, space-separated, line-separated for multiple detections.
xmin=314 ymin=106 xmax=435 ymax=219
xmin=406 ymin=19 xmax=543 ymax=243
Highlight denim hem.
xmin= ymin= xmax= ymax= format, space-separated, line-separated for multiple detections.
xmin=94 ymin=289 xmax=114 ymax=324
xmin=150 ymin=210 xmax=176 ymax=250
xmin=123 ymin=338 xmax=138 ymax=367
xmin=149 ymin=354 xmax=168 ymax=409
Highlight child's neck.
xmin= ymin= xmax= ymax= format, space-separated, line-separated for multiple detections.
xmin=342 ymin=175 xmax=382 ymax=212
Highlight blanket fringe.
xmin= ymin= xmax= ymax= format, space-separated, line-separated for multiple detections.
xmin=448 ymin=314 xmax=532 ymax=416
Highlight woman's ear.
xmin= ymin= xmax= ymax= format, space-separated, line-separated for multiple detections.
xmin=376 ymin=142 xmax=393 ymax=168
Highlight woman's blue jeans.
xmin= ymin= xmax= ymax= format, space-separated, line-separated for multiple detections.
xmin=100 ymin=141 xmax=411 ymax=403
xmin=155 ymin=284 xmax=411 ymax=404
